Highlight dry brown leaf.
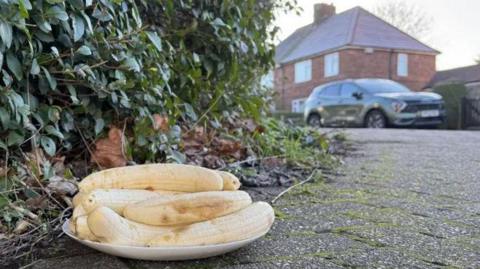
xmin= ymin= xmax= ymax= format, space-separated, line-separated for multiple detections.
xmin=203 ymin=154 xmax=226 ymax=169
xmin=193 ymin=126 xmax=208 ymax=143
xmin=213 ymin=138 xmax=245 ymax=160
xmin=153 ymin=114 xmax=169 ymax=131
xmin=91 ymin=127 xmax=127 ymax=169
xmin=25 ymin=195 xmax=49 ymax=211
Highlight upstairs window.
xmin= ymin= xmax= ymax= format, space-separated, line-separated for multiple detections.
xmin=397 ymin=53 xmax=408 ymax=77
xmin=324 ymin=52 xmax=339 ymax=77
xmin=294 ymin=60 xmax=312 ymax=83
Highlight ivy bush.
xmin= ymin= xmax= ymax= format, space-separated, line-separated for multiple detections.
xmin=0 ymin=0 xmax=293 ymax=164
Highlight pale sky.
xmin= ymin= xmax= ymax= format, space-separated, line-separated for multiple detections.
xmin=274 ymin=0 xmax=480 ymax=71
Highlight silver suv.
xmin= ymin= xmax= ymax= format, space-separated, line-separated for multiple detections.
xmin=304 ymin=79 xmax=446 ymax=128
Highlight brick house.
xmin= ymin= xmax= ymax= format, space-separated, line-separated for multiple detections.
xmin=274 ymin=4 xmax=440 ymax=112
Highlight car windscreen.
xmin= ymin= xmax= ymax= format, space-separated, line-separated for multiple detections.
xmin=356 ymin=80 xmax=411 ymax=93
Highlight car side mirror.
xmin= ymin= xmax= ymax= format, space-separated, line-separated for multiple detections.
xmin=352 ymin=92 xmax=363 ymax=100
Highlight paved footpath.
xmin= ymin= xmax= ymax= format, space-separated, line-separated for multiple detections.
xmin=28 ymin=129 xmax=480 ymax=268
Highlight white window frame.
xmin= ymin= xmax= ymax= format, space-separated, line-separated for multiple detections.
xmin=324 ymin=52 xmax=339 ymax=77
xmin=294 ymin=60 xmax=312 ymax=83
xmin=291 ymin=98 xmax=307 ymax=113
xmin=397 ymin=53 xmax=408 ymax=77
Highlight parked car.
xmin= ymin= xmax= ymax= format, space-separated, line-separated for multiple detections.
xmin=304 ymin=79 xmax=446 ymax=128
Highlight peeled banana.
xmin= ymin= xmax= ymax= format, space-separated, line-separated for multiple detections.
xmin=217 ymin=171 xmax=241 ymax=191
xmin=70 ymin=163 xmax=274 ymax=249
xmin=123 ymin=191 xmax=252 ymax=225
xmin=75 ymin=215 xmax=97 ymax=241
xmin=72 ymin=192 xmax=88 ymax=207
xmin=87 ymin=206 xmax=170 ymax=246
xmin=81 ymin=189 xmax=180 ymax=215
xmin=148 ymin=202 xmax=275 ymax=246
xmin=79 ymin=164 xmax=223 ymax=193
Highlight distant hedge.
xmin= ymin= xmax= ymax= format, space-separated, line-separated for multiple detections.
xmin=433 ymin=83 xmax=468 ymax=129
xmin=0 ymin=0 xmax=293 ymax=163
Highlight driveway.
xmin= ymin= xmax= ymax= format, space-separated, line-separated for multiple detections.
xmin=28 ymin=129 xmax=480 ymax=268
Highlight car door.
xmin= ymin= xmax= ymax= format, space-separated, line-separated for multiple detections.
xmin=337 ymin=83 xmax=365 ymax=125
xmin=317 ymin=84 xmax=342 ymax=125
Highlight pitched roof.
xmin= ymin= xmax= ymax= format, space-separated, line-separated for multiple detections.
xmin=275 ymin=6 xmax=439 ymax=64
xmin=426 ymin=65 xmax=480 ymax=88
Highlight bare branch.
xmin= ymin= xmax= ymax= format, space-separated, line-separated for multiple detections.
xmin=372 ymin=1 xmax=433 ymax=41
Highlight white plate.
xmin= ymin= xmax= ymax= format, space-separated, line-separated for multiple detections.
xmin=62 ymin=220 xmax=267 ymax=261
xmin=420 ymin=110 xmax=440 ymax=118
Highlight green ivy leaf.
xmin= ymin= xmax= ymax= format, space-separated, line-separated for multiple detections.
xmin=7 ymin=131 xmax=24 ymax=146
xmin=94 ymin=118 xmax=105 ymax=135
xmin=34 ymin=31 xmax=54 ymax=42
xmin=92 ymin=7 xmax=113 ymax=22
xmin=81 ymin=11 xmax=93 ymax=34
xmin=2 ymin=70 xmax=12 ymax=86
xmin=146 ymin=31 xmax=162 ymax=52
xmin=33 ymin=15 xmax=52 ymax=33
xmin=6 ymin=52 xmax=22 ymax=80
xmin=72 ymin=14 xmax=85 ymax=42
xmin=192 ymin=53 xmax=200 ymax=64
xmin=68 ymin=0 xmax=84 ymax=9
xmin=184 ymin=103 xmax=197 ymax=121
xmin=0 ymin=107 xmax=9 ymax=128
xmin=46 ymin=6 xmax=69 ymax=21
xmin=124 ymin=57 xmax=140 ymax=72
xmin=168 ymin=150 xmax=186 ymax=164
xmin=18 ymin=0 xmax=30 ymax=19
xmin=48 ymin=106 xmax=61 ymax=122
xmin=67 ymin=85 xmax=79 ymax=104
xmin=211 ymin=18 xmax=226 ymax=28
xmin=0 ymin=21 xmax=12 ymax=48
xmin=30 ymin=58 xmax=40 ymax=75
xmin=76 ymin=45 xmax=91 ymax=55
xmin=45 ymin=125 xmax=64 ymax=139
xmin=41 ymin=67 xmax=57 ymax=90
xmin=40 ymin=136 xmax=56 ymax=156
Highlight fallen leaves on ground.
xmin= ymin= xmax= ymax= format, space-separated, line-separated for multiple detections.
xmin=182 ymin=126 xmax=247 ymax=169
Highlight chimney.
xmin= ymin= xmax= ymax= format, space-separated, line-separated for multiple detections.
xmin=314 ymin=3 xmax=336 ymax=23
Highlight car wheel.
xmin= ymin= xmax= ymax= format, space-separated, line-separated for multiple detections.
xmin=365 ymin=110 xmax=387 ymax=128
xmin=307 ymin=114 xmax=322 ymax=127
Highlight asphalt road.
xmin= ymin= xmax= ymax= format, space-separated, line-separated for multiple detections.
xmin=26 ymin=129 xmax=480 ymax=269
